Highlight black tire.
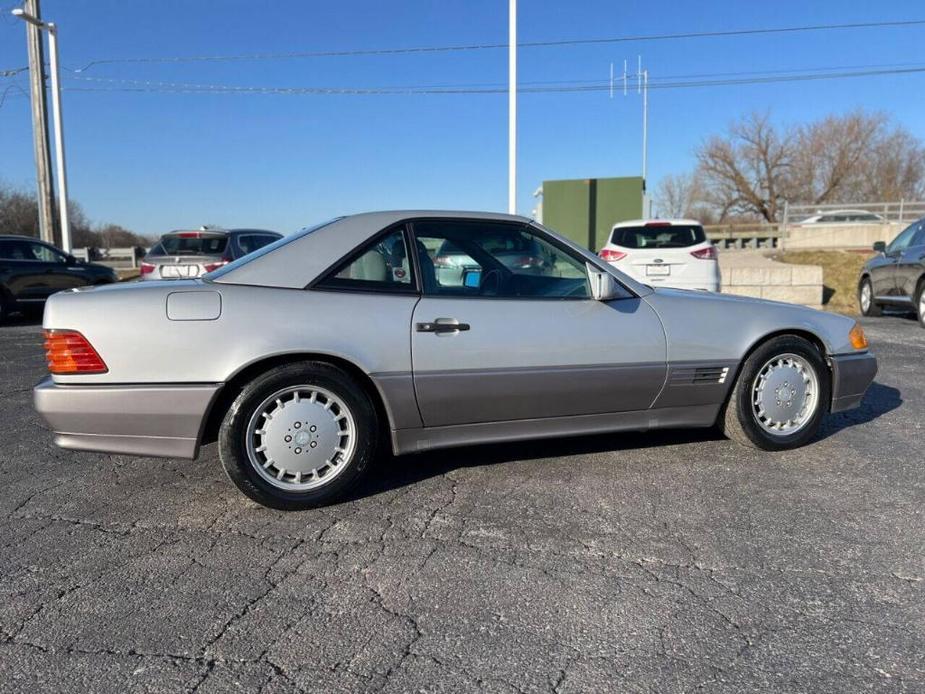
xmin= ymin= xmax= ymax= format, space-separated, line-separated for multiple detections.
xmin=218 ymin=361 xmax=378 ymax=510
xmin=916 ymin=280 xmax=925 ymax=329
xmin=719 ymin=335 xmax=831 ymax=451
xmin=858 ymin=277 xmax=881 ymax=317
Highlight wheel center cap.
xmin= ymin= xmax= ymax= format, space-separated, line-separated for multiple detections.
xmin=294 ymin=430 xmax=311 ymax=446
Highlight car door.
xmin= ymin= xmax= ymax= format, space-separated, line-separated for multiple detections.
xmin=895 ymin=222 xmax=925 ymax=299
xmin=409 ymin=219 xmax=668 ymax=427
xmin=875 ymin=222 xmax=919 ymax=298
xmin=0 ymin=239 xmax=55 ymax=302
xmin=26 ymin=240 xmax=91 ymax=293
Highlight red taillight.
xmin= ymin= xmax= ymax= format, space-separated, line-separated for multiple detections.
xmin=690 ymin=246 xmax=718 ymax=260
xmin=599 ymin=249 xmax=627 ymax=262
xmin=43 ymin=330 xmax=108 ymax=374
xmin=203 ymin=260 xmax=228 ymax=273
xmin=139 ymin=262 xmax=155 ymax=275
xmin=644 ymin=222 xmax=673 ymax=227
xmin=177 ymin=231 xmax=201 ymax=238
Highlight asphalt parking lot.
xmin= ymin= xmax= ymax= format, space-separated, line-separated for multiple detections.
xmin=0 ymin=315 xmax=922 ymax=693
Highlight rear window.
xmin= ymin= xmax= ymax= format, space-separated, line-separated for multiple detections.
xmin=236 ymin=234 xmax=280 ymax=255
xmin=611 ymin=224 xmax=706 ymax=249
xmin=151 ymin=234 xmax=228 ymax=256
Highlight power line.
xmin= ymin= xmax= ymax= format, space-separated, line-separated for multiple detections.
xmin=72 ymin=18 xmax=925 ymax=72
xmin=64 ymin=64 xmax=925 ymax=96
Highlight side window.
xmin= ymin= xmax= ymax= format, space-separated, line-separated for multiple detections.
xmin=29 ymin=242 xmax=66 ymax=263
xmin=237 ymin=234 xmax=279 ymax=255
xmin=910 ymin=223 xmax=925 ymax=248
xmin=315 ymin=228 xmax=415 ymax=293
xmin=887 ymin=223 xmax=920 ymax=254
xmin=0 ymin=240 xmax=27 ymax=260
xmin=412 ymin=220 xmax=591 ymax=299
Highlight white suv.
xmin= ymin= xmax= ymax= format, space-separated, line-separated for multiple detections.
xmin=598 ymin=219 xmax=720 ymax=292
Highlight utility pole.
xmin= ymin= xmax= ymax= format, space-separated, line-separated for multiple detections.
xmin=22 ymin=0 xmax=57 ymax=246
xmin=14 ymin=3 xmax=71 ymax=252
xmin=508 ymin=0 xmax=517 ymax=215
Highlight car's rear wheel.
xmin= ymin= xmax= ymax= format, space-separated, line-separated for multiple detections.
xmin=218 ymin=361 xmax=377 ymax=510
xmin=719 ymin=335 xmax=830 ymax=451
xmin=858 ymin=277 xmax=881 ymax=317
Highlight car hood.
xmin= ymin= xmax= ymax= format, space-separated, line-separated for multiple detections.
xmin=650 ymin=285 xmax=807 ymax=309
xmin=642 ymin=286 xmax=860 ymax=358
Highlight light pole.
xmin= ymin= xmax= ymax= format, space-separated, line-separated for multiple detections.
xmin=508 ymin=0 xmax=516 ymax=215
xmin=12 ymin=6 xmax=71 ymax=253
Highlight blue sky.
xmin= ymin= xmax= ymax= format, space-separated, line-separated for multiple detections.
xmin=1 ymin=0 xmax=924 ymax=237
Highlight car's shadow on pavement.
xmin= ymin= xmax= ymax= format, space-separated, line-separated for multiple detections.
xmin=0 ymin=311 xmax=43 ymax=327
xmin=350 ymin=382 xmax=902 ymax=501
xmin=817 ymin=381 xmax=902 ymax=439
xmin=349 ymin=427 xmax=724 ymax=501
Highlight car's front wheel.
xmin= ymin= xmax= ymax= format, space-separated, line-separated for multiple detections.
xmin=858 ymin=277 xmax=881 ymax=317
xmin=720 ymin=335 xmax=830 ymax=451
xmin=218 ymin=361 xmax=378 ymax=510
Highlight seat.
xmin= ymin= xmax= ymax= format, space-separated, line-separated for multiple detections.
xmin=416 ymin=241 xmax=439 ymax=294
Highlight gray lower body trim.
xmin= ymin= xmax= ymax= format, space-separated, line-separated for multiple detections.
xmin=54 ymin=432 xmax=200 ymax=459
xmin=391 ymin=404 xmax=721 ymax=455
xmin=369 ymin=371 xmax=422 ymax=429
xmin=33 ymin=376 xmax=221 ymax=460
xmin=829 ymin=352 xmax=878 ymax=413
xmin=412 ymin=363 xmax=667 ymax=427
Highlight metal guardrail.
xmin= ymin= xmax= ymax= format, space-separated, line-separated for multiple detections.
xmin=72 ymin=246 xmax=143 ymax=268
xmin=704 ymin=224 xmax=784 ymax=249
xmin=783 ymin=200 xmax=925 ymax=225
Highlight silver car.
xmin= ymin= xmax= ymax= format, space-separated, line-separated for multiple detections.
xmin=34 ymin=211 xmax=877 ymax=510
xmin=140 ymin=227 xmax=281 ymax=280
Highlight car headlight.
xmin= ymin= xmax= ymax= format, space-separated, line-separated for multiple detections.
xmin=848 ymin=321 xmax=869 ymax=350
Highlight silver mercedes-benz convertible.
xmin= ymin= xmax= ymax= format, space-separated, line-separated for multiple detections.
xmin=34 ymin=211 xmax=877 ymax=510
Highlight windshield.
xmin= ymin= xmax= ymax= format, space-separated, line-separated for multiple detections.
xmin=611 ymin=225 xmax=706 ymax=249
xmin=151 ymin=234 xmax=228 ymax=256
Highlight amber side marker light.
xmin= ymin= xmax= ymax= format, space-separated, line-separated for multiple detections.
xmin=43 ymin=330 xmax=108 ymax=374
xmin=849 ymin=322 xmax=869 ymax=351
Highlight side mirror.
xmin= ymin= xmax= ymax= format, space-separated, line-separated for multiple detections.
xmin=587 ymin=263 xmax=620 ymax=301
xmin=872 ymin=241 xmax=886 ymax=254
xmin=65 ymin=254 xmax=78 ymax=265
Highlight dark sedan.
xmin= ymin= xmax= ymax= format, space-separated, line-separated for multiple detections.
xmin=858 ymin=218 xmax=925 ymax=327
xmin=0 ymin=235 xmax=117 ymax=323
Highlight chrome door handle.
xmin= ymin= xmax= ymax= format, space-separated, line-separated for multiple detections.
xmin=416 ymin=318 xmax=470 ymax=334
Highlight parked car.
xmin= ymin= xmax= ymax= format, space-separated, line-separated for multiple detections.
xmin=34 ymin=211 xmax=876 ymax=510
xmin=599 ymin=219 xmax=720 ymax=291
xmin=794 ymin=210 xmax=885 ymax=225
xmin=140 ymin=227 xmax=282 ymax=280
xmin=858 ymin=217 xmax=925 ymax=327
xmin=0 ymin=235 xmax=117 ymax=323
xmin=431 ymin=233 xmax=556 ymax=287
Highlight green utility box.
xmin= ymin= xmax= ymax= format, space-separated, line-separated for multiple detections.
xmin=541 ymin=176 xmax=644 ymax=251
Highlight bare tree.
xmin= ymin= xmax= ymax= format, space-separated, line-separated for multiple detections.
xmin=789 ymin=111 xmax=884 ymax=204
xmin=0 ymin=182 xmax=148 ymax=248
xmin=654 ymin=172 xmax=704 ymax=218
xmin=861 ymin=127 xmax=925 ymax=201
xmin=696 ymin=112 xmax=792 ymax=223
xmin=688 ymin=110 xmax=925 ymax=222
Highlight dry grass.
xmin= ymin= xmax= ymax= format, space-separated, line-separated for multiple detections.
xmin=773 ymin=250 xmax=872 ymax=315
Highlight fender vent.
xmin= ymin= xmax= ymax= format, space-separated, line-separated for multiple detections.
xmin=670 ymin=366 xmax=729 ymax=386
